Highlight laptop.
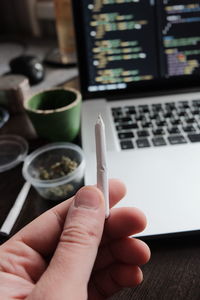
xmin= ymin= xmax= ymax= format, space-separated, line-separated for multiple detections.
xmin=72 ymin=0 xmax=200 ymax=238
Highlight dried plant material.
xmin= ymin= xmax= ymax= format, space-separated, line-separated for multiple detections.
xmin=36 ymin=155 xmax=79 ymax=200
xmin=39 ymin=156 xmax=78 ymax=180
xmin=43 ymin=183 xmax=74 ymax=200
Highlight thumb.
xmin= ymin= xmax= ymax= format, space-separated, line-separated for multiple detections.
xmin=32 ymin=186 xmax=106 ymax=300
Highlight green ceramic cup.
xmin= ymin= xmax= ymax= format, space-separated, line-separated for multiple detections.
xmin=24 ymin=88 xmax=81 ymax=142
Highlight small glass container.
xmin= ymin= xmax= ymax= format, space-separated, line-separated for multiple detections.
xmin=0 ymin=134 xmax=28 ymax=173
xmin=22 ymin=142 xmax=85 ymax=201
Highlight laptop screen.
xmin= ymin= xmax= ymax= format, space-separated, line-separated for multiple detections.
xmin=72 ymin=0 xmax=200 ymax=99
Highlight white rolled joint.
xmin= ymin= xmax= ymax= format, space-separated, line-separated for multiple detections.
xmin=95 ymin=114 xmax=109 ymax=218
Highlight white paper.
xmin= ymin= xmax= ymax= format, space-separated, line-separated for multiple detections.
xmin=95 ymin=115 xmax=109 ymax=218
xmin=0 ymin=181 xmax=31 ymax=236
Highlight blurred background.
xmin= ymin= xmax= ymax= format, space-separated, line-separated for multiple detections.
xmin=0 ymin=0 xmax=77 ymax=65
xmin=0 ymin=0 xmax=56 ymax=38
xmin=0 ymin=0 xmax=78 ymax=96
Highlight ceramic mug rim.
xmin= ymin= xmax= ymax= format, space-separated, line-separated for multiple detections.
xmin=24 ymin=87 xmax=81 ymax=114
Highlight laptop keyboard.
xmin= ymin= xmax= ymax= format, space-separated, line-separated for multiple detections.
xmin=111 ymin=99 xmax=200 ymax=150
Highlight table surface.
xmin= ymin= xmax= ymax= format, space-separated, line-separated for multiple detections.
xmin=1 ymin=39 xmax=200 ymax=300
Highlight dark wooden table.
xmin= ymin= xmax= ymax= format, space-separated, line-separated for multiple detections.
xmin=1 ymin=80 xmax=200 ymax=300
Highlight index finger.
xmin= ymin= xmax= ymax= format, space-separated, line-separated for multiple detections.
xmin=103 ymin=206 xmax=147 ymax=244
xmin=5 ymin=179 xmax=126 ymax=257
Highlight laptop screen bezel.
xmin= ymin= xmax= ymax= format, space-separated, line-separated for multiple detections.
xmin=72 ymin=0 xmax=200 ymax=100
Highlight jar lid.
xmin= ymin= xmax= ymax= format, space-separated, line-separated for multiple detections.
xmin=0 ymin=135 xmax=28 ymax=172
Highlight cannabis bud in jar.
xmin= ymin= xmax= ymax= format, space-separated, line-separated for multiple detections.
xmin=38 ymin=156 xmax=78 ymax=200
xmin=39 ymin=156 xmax=77 ymax=180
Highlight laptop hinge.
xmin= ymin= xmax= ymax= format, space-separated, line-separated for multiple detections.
xmin=106 ymin=86 xmax=200 ymax=101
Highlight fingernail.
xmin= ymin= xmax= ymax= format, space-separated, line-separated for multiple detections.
xmin=74 ymin=187 xmax=101 ymax=210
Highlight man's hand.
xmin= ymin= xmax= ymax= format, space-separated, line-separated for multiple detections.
xmin=0 ymin=179 xmax=150 ymax=300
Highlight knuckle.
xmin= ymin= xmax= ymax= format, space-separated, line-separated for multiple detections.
xmin=60 ymin=224 xmax=99 ymax=248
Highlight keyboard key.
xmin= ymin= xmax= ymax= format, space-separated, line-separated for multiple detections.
xmin=137 ymin=130 xmax=149 ymax=137
xmin=136 ymin=138 xmax=150 ymax=148
xmin=112 ymin=108 xmax=123 ymax=118
xmin=114 ymin=117 xmax=132 ymax=123
xmin=165 ymin=102 xmax=176 ymax=110
xmin=149 ymin=112 xmax=159 ymax=120
xmin=141 ymin=121 xmax=152 ymax=128
xmin=185 ymin=116 xmax=195 ymax=124
xmin=183 ymin=125 xmax=196 ymax=133
xmin=170 ymin=118 xmax=181 ymax=125
xmin=112 ymin=107 xmax=122 ymax=112
xmin=168 ymin=135 xmax=187 ymax=145
xmin=135 ymin=114 xmax=143 ymax=121
xmin=138 ymin=105 xmax=149 ymax=113
xmin=167 ymin=127 xmax=180 ymax=134
xmin=192 ymin=100 xmax=200 ymax=107
xmin=116 ymin=123 xmax=138 ymax=131
xmin=191 ymin=107 xmax=200 ymax=115
xmin=179 ymin=101 xmax=189 ymax=109
xmin=125 ymin=106 xmax=136 ymax=114
xmin=120 ymin=140 xmax=134 ymax=150
xmin=163 ymin=110 xmax=172 ymax=118
xmin=156 ymin=120 xmax=166 ymax=127
xmin=177 ymin=109 xmax=186 ymax=117
xmin=152 ymin=104 xmax=162 ymax=111
xmin=118 ymin=132 xmax=134 ymax=139
xmin=152 ymin=128 xmax=165 ymax=135
xmin=152 ymin=137 xmax=167 ymax=146
xmin=188 ymin=134 xmax=200 ymax=143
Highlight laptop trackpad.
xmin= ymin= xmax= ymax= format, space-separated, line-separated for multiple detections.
xmin=84 ymin=144 xmax=200 ymax=237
